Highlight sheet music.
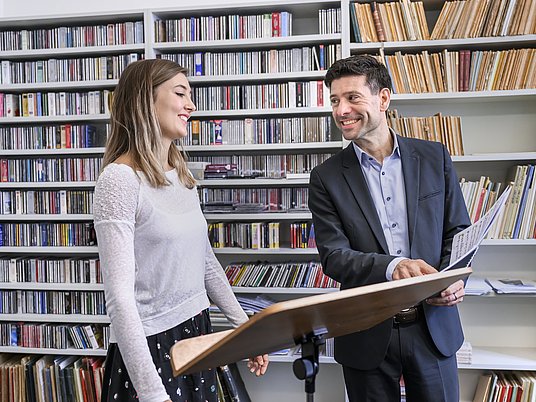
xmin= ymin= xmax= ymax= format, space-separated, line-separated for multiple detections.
xmin=442 ymin=186 xmax=512 ymax=272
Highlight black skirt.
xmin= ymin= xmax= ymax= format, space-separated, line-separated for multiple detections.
xmin=101 ymin=309 xmax=218 ymax=402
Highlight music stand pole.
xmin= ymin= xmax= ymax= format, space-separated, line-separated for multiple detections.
xmin=292 ymin=329 xmax=327 ymax=402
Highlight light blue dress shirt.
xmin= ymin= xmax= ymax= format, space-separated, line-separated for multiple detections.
xmin=352 ymin=132 xmax=410 ymax=281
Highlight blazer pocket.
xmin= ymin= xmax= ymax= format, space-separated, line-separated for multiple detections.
xmin=418 ymin=189 xmax=441 ymax=201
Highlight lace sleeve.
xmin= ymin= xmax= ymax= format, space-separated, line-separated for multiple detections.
xmin=93 ymin=164 xmax=170 ymax=402
xmin=204 ymin=236 xmax=249 ymax=328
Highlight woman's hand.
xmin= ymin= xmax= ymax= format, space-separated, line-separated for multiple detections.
xmin=247 ymin=354 xmax=269 ymax=376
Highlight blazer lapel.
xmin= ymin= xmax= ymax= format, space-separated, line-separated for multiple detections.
xmin=398 ymin=137 xmax=420 ymax=248
xmin=341 ymin=144 xmax=389 ymax=254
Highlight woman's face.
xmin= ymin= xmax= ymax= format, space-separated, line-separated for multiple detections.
xmin=154 ymin=72 xmax=196 ymax=141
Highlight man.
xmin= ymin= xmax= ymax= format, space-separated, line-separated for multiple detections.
xmin=308 ymin=55 xmax=471 ymax=402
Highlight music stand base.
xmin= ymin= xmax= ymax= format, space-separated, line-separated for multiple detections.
xmin=292 ymin=329 xmax=327 ymax=402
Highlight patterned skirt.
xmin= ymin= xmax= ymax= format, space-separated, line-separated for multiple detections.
xmin=101 ymin=309 xmax=218 ymax=402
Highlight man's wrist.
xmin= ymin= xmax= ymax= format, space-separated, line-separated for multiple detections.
xmin=386 ymin=257 xmax=408 ymax=281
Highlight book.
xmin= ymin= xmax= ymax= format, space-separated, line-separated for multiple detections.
xmin=473 ymin=372 xmax=493 ymax=402
xmin=370 ymin=2 xmax=386 ymax=41
xmin=194 ymin=52 xmax=203 ymax=76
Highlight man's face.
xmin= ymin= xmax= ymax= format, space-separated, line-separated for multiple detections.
xmin=329 ymin=75 xmax=390 ymax=143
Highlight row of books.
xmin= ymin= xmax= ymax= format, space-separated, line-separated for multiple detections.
xmin=432 ymin=0 xmax=536 ymax=40
xmin=0 ymin=157 xmax=103 ymax=183
xmin=209 ymin=222 xmax=281 ymax=249
xmin=387 ymin=110 xmax=464 ymax=156
xmin=184 ymin=116 xmax=332 ymax=146
xmin=350 ymin=0 xmax=535 ymax=44
xmin=223 ymin=261 xmax=339 ymax=289
xmin=290 ymin=222 xmax=316 ymax=249
xmin=0 ymin=90 xmax=113 ymax=118
xmin=192 ymin=81 xmax=330 ymax=111
xmin=0 ymin=189 xmax=94 ymax=215
xmin=319 ymin=8 xmax=342 ymax=35
xmin=0 ymin=222 xmax=97 ymax=247
xmin=0 ymin=124 xmax=107 ymax=150
xmin=159 ymin=43 xmax=340 ymax=76
xmin=208 ymin=220 xmax=315 ymax=249
xmin=0 ymin=54 xmax=141 ymax=85
xmin=487 ymin=165 xmax=536 ymax=240
xmin=1 ymin=323 xmax=108 ymax=351
xmin=199 ymin=188 xmax=309 ymax=212
xmin=0 ymin=354 xmax=106 ymax=402
xmin=459 ymin=169 xmax=536 ymax=240
xmin=383 ymin=48 xmax=536 ymax=94
xmin=0 ymin=257 xmax=102 ymax=284
xmin=191 ymin=153 xmax=333 ymax=179
xmin=461 ymin=177 xmax=503 ymax=224
xmin=350 ymin=0 xmax=429 ymax=43
xmin=0 ymin=290 xmax=106 ymax=315
xmin=465 ymin=276 xmax=536 ymax=295
xmin=0 ymin=21 xmax=145 ymax=51
xmin=472 ymin=371 xmax=536 ymax=402
xmin=154 ymin=12 xmax=293 ymax=42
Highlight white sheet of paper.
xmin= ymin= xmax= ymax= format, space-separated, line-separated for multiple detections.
xmin=442 ymin=186 xmax=511 ymax=272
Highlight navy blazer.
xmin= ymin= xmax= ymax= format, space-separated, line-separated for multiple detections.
xmin=308 ymin=136 xmax=471 ymax=370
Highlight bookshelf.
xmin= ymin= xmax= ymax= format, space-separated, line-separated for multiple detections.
xmin=0 ymin=11 xmax=145 ymax=399
xmin=0 ymin=0 xmax=535 ymax=400
xmin=149 ymin=2 xmax=347 ymax=400
xmin=343 ymin=0 xmax=536 ymax=400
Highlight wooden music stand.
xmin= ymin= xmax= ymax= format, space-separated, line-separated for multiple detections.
xmin=171 ymin=268 xmax=471 ymax=401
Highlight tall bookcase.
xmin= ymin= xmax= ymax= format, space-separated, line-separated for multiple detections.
xmin=0 ymin=9 xmax=145 ymax=391
xmin=342 ymin=0 xmax=536 ymax=401
xmin=1 ymin=1 xmax=535 ymax=401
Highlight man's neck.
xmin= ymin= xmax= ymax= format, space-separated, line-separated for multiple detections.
xmin=355 ymin=126 xmax=394 ymax=165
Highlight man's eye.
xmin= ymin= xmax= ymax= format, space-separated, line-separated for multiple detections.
xmin=330 ymin=99 xmax=339 ymax=105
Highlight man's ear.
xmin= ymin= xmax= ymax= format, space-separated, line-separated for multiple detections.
xmin=379 ymin=88 xmax=391 ymax=112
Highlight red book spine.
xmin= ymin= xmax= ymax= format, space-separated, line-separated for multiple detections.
xmin=272 ymin=12 xmax=280 ymax=37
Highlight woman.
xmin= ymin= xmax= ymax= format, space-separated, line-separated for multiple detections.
xmin=93 ymin=59 xmax=268 ymax=402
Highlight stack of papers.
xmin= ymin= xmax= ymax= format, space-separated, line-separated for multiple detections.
xmin=456 ymin=341 xmax=472 ymax=364
xmin=235 ymin=295 xmax=275 ymax=313
xmin=485 ymin=278 xmax=536 ymax=294
xmin=464 ymin=276 xmax=493 ymax=296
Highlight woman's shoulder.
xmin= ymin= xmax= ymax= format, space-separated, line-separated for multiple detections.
xmin=96 ymin=159 xmax=141 ymax=196
xmin=94 ymin=160 xmax=142 ymax=220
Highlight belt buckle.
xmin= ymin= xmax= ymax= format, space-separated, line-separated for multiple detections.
xmin=393 ymin=306 xmax=418 ymax=325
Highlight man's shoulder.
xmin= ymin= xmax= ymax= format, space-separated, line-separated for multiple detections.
xmin=312 ymin=146 xmax=348 ymax=173
xmin=398 ymin=136 xmax=445 ymax=157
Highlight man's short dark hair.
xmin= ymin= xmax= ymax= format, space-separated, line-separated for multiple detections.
xmin=324 ymin=55 xmax=393 ymax=94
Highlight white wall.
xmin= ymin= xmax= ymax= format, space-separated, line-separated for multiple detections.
xmin=1 ymin=0 xmax=296 ymax=18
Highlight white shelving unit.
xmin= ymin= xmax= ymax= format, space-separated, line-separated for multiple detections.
xmin=341 ymin=1 xmax=536 ymax=400
xmin=1 ymin=1 xmax=534 ymax=401
xmin=0 ymin=11 xmax=145 ymax=375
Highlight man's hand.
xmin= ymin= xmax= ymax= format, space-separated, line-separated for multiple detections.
xmin=392 ymin=258 xmax=438 ymax=280
xmin=247 ymin=354 xmax=269 ymax=376
xmin=426 ymin=279 xmax=465 ymax=306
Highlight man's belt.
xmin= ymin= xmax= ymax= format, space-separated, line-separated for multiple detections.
xmin=393 ymin=305 xmax=420 ymax=325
